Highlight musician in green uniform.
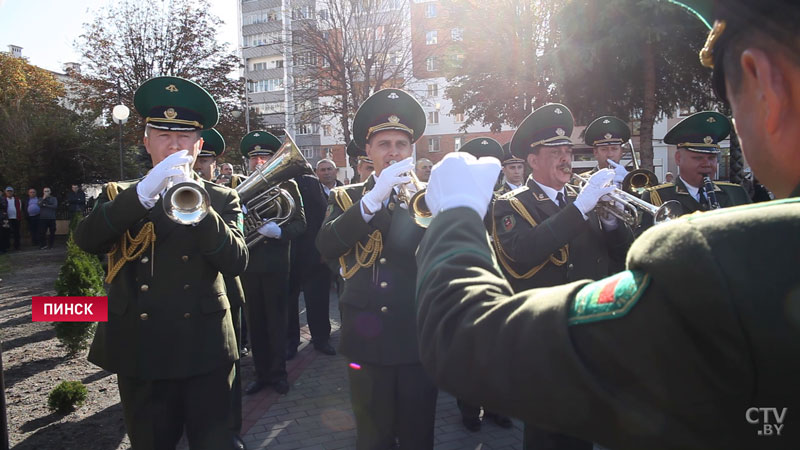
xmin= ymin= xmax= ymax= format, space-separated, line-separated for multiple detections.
xmin=239 ymin=130 xmax=306 ymax=396
xmin=496 ymin=142 xmax=526 ymax=195
xmin=582 ymin=116 xmax=632 ymax=186
xmin=74 ymin=76 xmax=248 ymax=449
xmin=413 ymin=0 xmax=800 ymax=447
xmin=639 ymin=111 xmax=751 ymax=231
xmin=194 ymin=128 xmax=248 ymax=450
xmin=316 ymin=89 xmax=438 ymax=449
xmin=347 ymin=140 xmax=375 ymax=184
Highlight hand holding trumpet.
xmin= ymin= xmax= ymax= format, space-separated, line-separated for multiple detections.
xmin=361 ymin=157 xmax=413 ymax=214
xmin=136 ymin=150 xmax=194 ymax=209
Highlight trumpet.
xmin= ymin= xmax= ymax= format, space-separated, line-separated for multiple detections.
xmin=389 ymin=160 xmax=432 ymax=228
xmin=574 ymin=173 xmax=682 ymax=228
xmin=620 ymin=138 xmax=659 ymax=195
xmin=163 ymin=163 xmax=210 ymax=225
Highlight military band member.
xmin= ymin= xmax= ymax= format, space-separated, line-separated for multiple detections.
xmin=74 ymin=76 xmax=248 ymax=449
xmin=193 ymin=129 xmax=248 ymax=449
xmin=453 ymin=137 xmax=513 ymax=431
xmin=413 ymin=0 xmax=800 ymax=448
xmin=639 ymin=111 xmax=750 ymax=231
xmin=316 ymin=89 xmax=438 ymax=449
xmin=347 ymin=140 xmax=375 ymax=184
xmin=217 ymin=162 xmax=246 ymax=188
xmin=490 ymin=104 xmax=633 ymax=449
xmin=496 ymin=142 xmax=526 ymax=195
xmin=239 ymin=130 xmax=306 ymax=396
xmin=583 ymin=115 xmax=632 ymax=186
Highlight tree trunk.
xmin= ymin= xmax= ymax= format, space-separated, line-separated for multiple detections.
xmin=640 ymin=38 xmax=656 ymax=173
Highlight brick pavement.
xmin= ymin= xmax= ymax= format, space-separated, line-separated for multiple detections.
xmin=239 ymin=291 xmax=524 ymax=450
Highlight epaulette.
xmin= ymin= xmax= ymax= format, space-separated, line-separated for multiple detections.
xmin=498 ymin=185 xmax=529 ymax=201
xmin=645 ymin=182 xmax=674 ymax=192
xmin=714 ymin=181 xmax=741 ymax=187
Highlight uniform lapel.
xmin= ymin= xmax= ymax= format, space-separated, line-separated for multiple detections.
xmin=527 ymin=179 xmax=560 ymax=218
xmin=674 ymin=178 xmax=702 ymax=213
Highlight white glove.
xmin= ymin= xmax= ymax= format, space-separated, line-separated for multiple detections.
xmin=607 ymin=159 xmax=629 ymax=185
xmin=361 ymin=157 xmax=413 ymax=214
xmin=257 ymin=221 xmax=282 ymax=239
xmin=573 ymin=168 xmax=616 ymax=216
xmin=426 ymin=152 xmax=501 ymax=218
xmin=136 ymin=150 xmax=194 ymax=209
xmin=598 ymin=195 xmax=623 ymax=230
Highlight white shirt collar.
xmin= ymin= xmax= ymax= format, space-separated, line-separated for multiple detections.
xmin=506 ymin=181 xmax=519 ymax=190
xmin=680 ymin=176 xmax=702 ymax=201
xmin=532 ymin=178 xmax=565 ymax=205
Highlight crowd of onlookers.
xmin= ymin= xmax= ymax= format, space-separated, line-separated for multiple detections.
xmin=0 ymin=183 xmax=87 ymax=253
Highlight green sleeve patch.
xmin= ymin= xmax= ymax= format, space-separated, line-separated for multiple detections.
xmin=568 ymin=270 xmax=651 ymax=325
xmin=237 ymin=212 xmax=244 ymax=234
xmin=325 ymin=203 xmax=334 ymax=220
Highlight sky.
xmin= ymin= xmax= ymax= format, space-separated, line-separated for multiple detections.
xmin=0 ymin=0 xmax=239 ymax=73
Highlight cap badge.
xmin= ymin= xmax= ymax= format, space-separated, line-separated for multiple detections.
xmin=165 ymin=84 xmax=179 ymax=93
xmin=556 ymin=128 xmax=566 ymax=136
xmin=388 ymin=92 xmax=399 ymax=99
xmin=388 ymin=115 xmax=400 ymax=123
xmin=602 ymin=119 xmax=610 ymax=124
xmin=707 ymin=117 xmax=716 ymax=123
xmin=254 ymin=145 xmax=262 ymax=151
xmin=703 ymin=136 xmax=713 ymax=144
xmin=554 ymin=108 xmax=563 ymax=115
xmin=254 ymin=133 xmax=260 ymax=136
xmin=604 ymin=133 xmax=613 ymax=140
xmin=164 ymin=108 xmax=178 ymax=119
xmin=481 ymin=140 xmax=488 ymax=145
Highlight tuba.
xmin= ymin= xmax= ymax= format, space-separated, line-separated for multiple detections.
xmin=236 ymin=133 xmax=314 ymax=247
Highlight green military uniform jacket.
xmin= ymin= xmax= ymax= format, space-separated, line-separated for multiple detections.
xmin=494 ymin=181 xmax=520 ymax=197
xmin=74 ymin=177 xmax=248 ymax=380
xmin=316 ymin=176 xmax=424 ymax=365
xmin=415 ymin=187 xmax=800 ymax=449
xmin=491 ymin=178 xmax=632 ymax=293
xmin=244 ymin=179 xmax=306 ymax=273
xmin=639 ymin=177 xmax=751 ymax=230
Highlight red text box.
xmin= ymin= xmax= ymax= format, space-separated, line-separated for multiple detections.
xmin=32 ymin=297 xmax=108 ymax=322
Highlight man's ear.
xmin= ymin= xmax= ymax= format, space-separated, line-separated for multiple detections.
xmin=740 ymin=48 xmax=787 ymax=135
xmin=526 ymin=152 xmax=537 ymax=171
xmin=674 ymin=149 xmax=683 ymax=165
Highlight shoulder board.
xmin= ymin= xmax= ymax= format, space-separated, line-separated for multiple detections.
xmin=569 ymin=270 xmax=651 ymax=325
xmin=715 ymin=181 xmax=740 ymax=187
xmin=498 ymin=185 xmax=529 ymax=201
xmin=646 ymin=182 xmax=674 ymax=192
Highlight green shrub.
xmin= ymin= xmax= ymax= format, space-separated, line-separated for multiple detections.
xmin=68 ymin=212 xmax=83 ymax=234
xmin=54 ymin=234 xmax=105 ymax=356
xmin=47 ymin=381 xmax=88 ymax=414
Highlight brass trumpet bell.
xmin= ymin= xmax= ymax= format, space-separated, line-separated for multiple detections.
xmin=163 ymin=181 xmax=210 ymax=225
xmin=409 ymin=190 xmax=433 ymax=228
xmin=622 ymin=168 xmax=659 ymax=195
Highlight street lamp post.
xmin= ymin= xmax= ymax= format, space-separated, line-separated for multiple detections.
xmin=112 ymin=103 xmax=130 ymax=179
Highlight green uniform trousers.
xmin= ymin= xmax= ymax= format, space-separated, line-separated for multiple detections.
xmin=117 ymin=362 xmax=234 ymax=449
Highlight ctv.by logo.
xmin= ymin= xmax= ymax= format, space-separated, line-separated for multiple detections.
xmin=746 ymin=407 xmax=787 ymax=436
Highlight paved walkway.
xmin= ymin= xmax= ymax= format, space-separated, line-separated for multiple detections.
xmin=238 ymin=292 xmax=524 ymax=450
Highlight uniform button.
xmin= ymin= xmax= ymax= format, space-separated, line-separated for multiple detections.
xmin=380 ymin=306 xmax=389 ymax=313
xmin=140 ymin=313 xmax=149 ymax=320
xmin=182 ymin=255 xmax=189 ymax=262
xmin=568 ymin=264 xmax=574 ymax=270
xmin=379 ymin=258 xmax=387 ymax=264
xmin=380 ymin=281 xmax=388 ymax=288
xmin=183 ymin=284 xmax=190 ymax=290
xmin=184 ymin=313 xmax=191 ymax=319
xmin=141 ymin=256 xmax=149 ymax=264
xmin=140 ymin=284 xmax=149 ymax=292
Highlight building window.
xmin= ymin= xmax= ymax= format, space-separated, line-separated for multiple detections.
xmin=252 ymin=62 xmax=268 ymax=71
xmin=300 ymin=147 xmax=316 ymax=158
xmin=248 ymin=79 xmax=284 ymax=93
xmin=427 ymin=111 xmax=439 ymax=124
xmin=426 ymin=30 xmax=438 ymax=45
xmin=427 ymin=84 xmax=438 ymax=97
xmin=454 ymin=137 xmax=462 ymax=151
xmin=428 ymin=137 xmax=440 ymax=152
xmin=426 ymin=56 xmax=437 ymax=71
xmin=451 ymin=28 xmax=463 ymax=41
xmin=452 ymin=53 xmax=465 ymax=68
xmin=297 ymin=123 xmax=318 ymax=135
xmin=454 ymin=112 xmax=465 ymax=123
xmin=318 ymin=9 xmax=329 ymax=21
xmin=274 ymin=60 xmax=284 ymax=68
xmin=251 ymin=102 xmax=285 ymax=115
xmin=425 ymin=3 xmax=437 ymax=18
xmin=294 ymin=52 xmax=317 ymax=66
xmin=322 ymin=124 xmax=333 ymax=136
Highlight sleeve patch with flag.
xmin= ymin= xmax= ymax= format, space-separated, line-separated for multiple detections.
xmin=502 ymin=215 xmax=515 ymax=231
xmin=568 ymin=270 xmax=651 ymax=325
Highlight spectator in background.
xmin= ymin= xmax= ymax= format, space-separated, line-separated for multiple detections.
xmin=39 ymin=187 xmax=57 ymax=250
xmin=316 ymin=159 xmax=342 ymax=197
xmin=25 ymin=188 xmax=41 ymax=247
xmin=1 ymin=186 xmax=22 ymax=253
xmin=65 ymin=184 xmax=86 ymax=216
xmin=664 ymin=171 xmax=675 ymax=183
xmin=416 ymin=158 xmax=433 ymax=182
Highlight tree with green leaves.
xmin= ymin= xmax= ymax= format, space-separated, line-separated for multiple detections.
xmin=74 ymin=0 xmax=244 ymax=177
xmin=548 ymin=0 xmax=718 ymax=170
xmin=442 ymin=0 xmax=566 ymax=132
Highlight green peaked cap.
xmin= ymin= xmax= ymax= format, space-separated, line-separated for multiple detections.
xmin=510 ymin=103 xmax=574 ymax=159
xmin=584 ymin=116 xmax=631 ymax=147
xmin=134 ymin=76 xmax=218 ymax=131
xmin=458 ymin=137 xmax=503 ymax=160
xmin=240 ymin=130 xmax=282 ymax=158
xmin=199 ymin=129 xmax=225 ymax=157
xmin=663 ymin=111 xmax=730 ymax=154
xmin=352 ymin=89 xmax=426 ymax=150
